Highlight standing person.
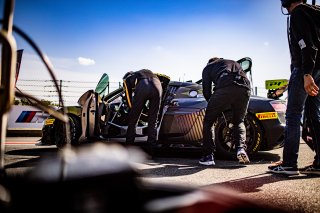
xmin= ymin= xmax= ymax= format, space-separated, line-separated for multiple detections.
xmin=123 ymin=69 xmax=163 ymax=152
xmin=268 ymin=0 xmax=320 ymax=175
xmin=199 ymin=57 xmax=251 ymax=165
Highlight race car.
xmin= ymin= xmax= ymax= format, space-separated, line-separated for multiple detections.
xmin=41 ymin=57 xmax=286 ymax=160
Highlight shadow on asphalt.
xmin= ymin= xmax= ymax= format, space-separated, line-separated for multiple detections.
xmin=138 ymin=161 xmax=250 ymax=178
xmin=5 ymin=147 xmax=58 ymax=157
xmin=2 ymin=141 xmax=281 ymax=178
xmin=214 ymin=173 xmax=319 ymax=193
xmin=4 ymin=158 xmax=42 ymax=170
xmin=4 ymin=145 xmax=281 ymax=165
xmin=137 ymin=149 xmax=281 ymax=178
xmin=4 ymin=147 xmax=58 ymax=170
xmin=248 ymin=151 xmax=281 ymax=162
xmin=152 ymin=147 xmax=281 ymax=163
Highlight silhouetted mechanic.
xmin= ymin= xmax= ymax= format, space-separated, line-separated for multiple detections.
xmin=199 ymin=58 xmax=251 ymax=166
xmin=123 ymin=69 xmax=163 ymax=149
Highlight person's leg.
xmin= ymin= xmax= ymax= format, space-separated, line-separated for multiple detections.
xmin=202 ymin=89 xmax=230 ymax=156
xmin=305 ymin=70 xmax=320 ymax=167
xmin=146 ymin=78 xmax=162 ymax=143
xmin=282 ymin=67 xmax=308 ymax=167
xmin=126 ymin=81 xmax=148 ymax=143
xmin=230 ymin=86 xmax=250 ymax=149
xmin=230 ymin=86 xmax=251 ymax=163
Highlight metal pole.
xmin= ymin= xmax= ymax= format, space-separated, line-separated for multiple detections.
xmin=59 ymin=80 xmax=62 ymax=107
xmin=0 ymin=0 xmax=16 ymax=174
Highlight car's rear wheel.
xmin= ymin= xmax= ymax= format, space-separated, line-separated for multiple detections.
xmin=41 ymin=124 xmax=55 ymax=145
xmin=54 ymin=114 xmax=82 ymax=149
xmin=214 ymin=112 xmax=262 ymax=160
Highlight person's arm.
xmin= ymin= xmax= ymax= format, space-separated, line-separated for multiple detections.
xmin=291 ymin=8 xmax=319 ymax=96
xmin=202 ymin=66 xmax=213 ymax=102
xmin=291 ymin=13 xmax=317 ymax=74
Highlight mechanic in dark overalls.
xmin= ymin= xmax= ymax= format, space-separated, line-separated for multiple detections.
xmin=123 ymin=69 xmax=163 ymax=151
xmin=268 ymin=0 xmax=320 ymax=175
xmin=199 ymin=58 xmax=251 ymax=165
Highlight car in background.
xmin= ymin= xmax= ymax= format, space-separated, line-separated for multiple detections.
xmin=41 ymin=57 xmax=286 ymax=160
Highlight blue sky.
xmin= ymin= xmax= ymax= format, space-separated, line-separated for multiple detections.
xmin=0 ymin=0 xmax=298 ymax=90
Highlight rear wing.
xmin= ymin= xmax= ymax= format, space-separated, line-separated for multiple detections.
xmin=265 ymin=79 xmax=288 ymax=99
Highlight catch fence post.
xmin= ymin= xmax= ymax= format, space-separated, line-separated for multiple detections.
xmin=59 ymin=80 xmax=62 ymax=107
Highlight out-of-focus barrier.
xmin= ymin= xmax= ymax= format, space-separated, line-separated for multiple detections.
xmin=6 ymin=105 xmax=51 ymax=136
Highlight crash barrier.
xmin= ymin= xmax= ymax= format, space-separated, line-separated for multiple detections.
xmin=15 ymin=79 xmax=272 ymax=106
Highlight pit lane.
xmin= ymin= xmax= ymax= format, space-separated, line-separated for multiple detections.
xmin=2 ymin=137 xmax=320 ymax=213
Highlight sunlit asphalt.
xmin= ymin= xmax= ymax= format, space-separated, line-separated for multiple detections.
xmin=3 ymin=137 xmax=320 ymax=213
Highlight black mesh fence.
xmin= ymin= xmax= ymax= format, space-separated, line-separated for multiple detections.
xmin=15 ymin=79 xmax=122 ymax=106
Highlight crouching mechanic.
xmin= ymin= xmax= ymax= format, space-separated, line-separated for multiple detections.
xmin=123 ymin=69 xmax=163 ymax=154
xmin=199 ymin=57 xmax=251 ymax=165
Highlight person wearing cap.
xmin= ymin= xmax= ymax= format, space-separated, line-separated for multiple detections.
xmin=199 ymin=57 xmax=251 ymax=166
xmin=268 ymin=0 xmax=320 ymax=175
xmin=123 ymin=69 xmax=163 ymax=155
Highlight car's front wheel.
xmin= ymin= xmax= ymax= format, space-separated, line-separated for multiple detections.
xmin=214 ymin=112 xmax=263 ymax=160
xmin=54 ymin=114 xmax=82 ymax=149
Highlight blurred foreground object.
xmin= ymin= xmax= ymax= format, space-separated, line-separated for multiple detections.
xmin=0 ymin=0 xmax=17 ymax=173
xmin=1 ymin=143 xmax=287 ymax=213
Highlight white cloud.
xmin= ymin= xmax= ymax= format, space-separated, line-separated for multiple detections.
xmin=78 ymin=57 xmax=95 ymax=66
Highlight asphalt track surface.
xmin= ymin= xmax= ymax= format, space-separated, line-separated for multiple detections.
xmin=2 ymin=137 xmax=320 ymax=213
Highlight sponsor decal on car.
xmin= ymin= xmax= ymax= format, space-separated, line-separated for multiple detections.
xmin=15 ymin=111 xmax=47 ymax=123
xmin=45 ymin=118 xmax=55 ymax=125
xmin=255 ymin=112 xmax=278 ymax=120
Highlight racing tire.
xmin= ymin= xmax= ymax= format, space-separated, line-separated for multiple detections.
xmin=41 ymin=124 xmax=55 ymax=145
xmin=54 ymin=114 xmax=82 ymax=149
xmin=214 ymin=112 xmax=262 ymax=160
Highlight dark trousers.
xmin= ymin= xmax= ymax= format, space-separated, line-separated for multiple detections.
xmin=202 ymin=84 xmax=250 ymax=156
xmin=283 ymin=67 xmax=320 ymax=167
xmin=126 ymin=78 xmax=162 ymax=143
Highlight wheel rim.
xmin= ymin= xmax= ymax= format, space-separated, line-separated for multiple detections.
xmin=217 ymin=118 xmax=254 ymax=153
